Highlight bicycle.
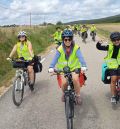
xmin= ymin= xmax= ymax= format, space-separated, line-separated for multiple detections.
xmin=90 ymin=31 xmax=96 ymax=41
xmin=9 ymin=58 xmax=36 ymax=106
xmin=54 ymin=66 xmax=80 ymax=129
xmin=82 ymin=31 xmax=88 ymax=43
xmin=102 ymin=67 xmax=120 ymax=104
xmin=114 ymin=78 xmax=120 ymax=104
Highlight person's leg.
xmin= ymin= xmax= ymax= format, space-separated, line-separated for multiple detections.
xmin=72 ymin=72 xmax=80 ymax=95
xmin=72 ymin=72 xmax=82 ymax=104
xmin=28 ymin=65 xmax=35 ymax=91
xmin=109 ymin=69 xmax=118 ymax=103
xmin=110 ymin=75 xmax=117 ymax=96
xmin=59 ymin=75 xmax=68 ymax=102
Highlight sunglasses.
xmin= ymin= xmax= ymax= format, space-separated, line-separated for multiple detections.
xmin=18 ymin=36 xmax=25 ymax=38
xmin=112 ymin=39 xmax=120 ymax=42
xmin=64 ymin=38 xmax=72 ymax=42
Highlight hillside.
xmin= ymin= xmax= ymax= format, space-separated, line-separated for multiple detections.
xmin=66 ymin=14 xmax=120 ymax=24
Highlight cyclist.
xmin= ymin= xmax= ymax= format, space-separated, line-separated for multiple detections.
xmin=90 ymin=24 xmax=97 ymax=39
xmin=53 ymin=27 xmax=62 ymax=47
xmin=77 ymin=24 xmax=81 ymax=36
xmin=96 ymin=32 xmax=120 ymax=103
xmin=81 ymin=24 xmax=88 ymax=42
xmin=73 ymin=24 xmax=78 ymax=35
xmin=48 ymin=30 xmax=87 ymax=104
xmin=64 ymin=25 xmax=72 ymax=32
xmin=7 ymin=31 xmax=35 ymax=91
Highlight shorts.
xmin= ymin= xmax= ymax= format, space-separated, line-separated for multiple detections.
xmin=25 ymin=61 xmax=33 ymax=67
xmin=109 ymin=69 xmax=120 ymax=76
xmin=57 ymin=73 xmax=86 ymax=88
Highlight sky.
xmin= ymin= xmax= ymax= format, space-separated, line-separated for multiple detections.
xmin=0 ymin=0 xmax=120 ymax=25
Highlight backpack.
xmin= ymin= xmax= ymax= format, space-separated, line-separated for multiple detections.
xmin=102 ymin=63 xmax=111 ymax=84
xmin=33 ymin=55 xmax=43 ymax=73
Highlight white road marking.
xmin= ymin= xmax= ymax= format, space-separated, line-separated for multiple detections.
xmin=40 ymin=58 xmax=46 ymax=63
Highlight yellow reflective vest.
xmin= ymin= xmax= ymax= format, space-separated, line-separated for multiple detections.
xmin=16 ymin=41 xmax=33 ymax=60
xmin=56 ymin=44 xmax=81 ymax=71
xmin=105 ymin=43 xmax=120 ymax=69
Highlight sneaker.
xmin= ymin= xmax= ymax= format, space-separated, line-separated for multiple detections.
xmin=111 ymin=96 xmax=117 ymax=103
xmin=29 ymin=82 xmax=34 ymax=91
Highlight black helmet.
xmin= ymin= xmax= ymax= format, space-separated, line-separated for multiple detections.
xmin=110 ymin=32 xmax=120 ymax=41
xmin=62 ymin=30 xmax=73 ymax=39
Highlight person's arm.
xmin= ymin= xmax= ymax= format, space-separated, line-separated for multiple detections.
xmin=76 ymin=48 xmax=87 ymax=67
xmin=49 ymin=51 xmax=60 ymax=68
xmin=28 ymin=41 xmax=34 ymax=58
xmin=9 ymin=45 xmax=17 ymax=58
xmin=96 ymin=42 xmax=108 ymax=51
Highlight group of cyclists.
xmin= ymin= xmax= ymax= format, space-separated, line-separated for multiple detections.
xmin=52 ymin=24 xmax=97 ymax=47
xmin=50 ymin=24 xmax=120 ymax=104
xmin=7 ymin=24 xmax=120 ymax=105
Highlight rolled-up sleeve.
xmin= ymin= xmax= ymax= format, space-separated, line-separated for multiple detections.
xmin=76 ymin=49 xmax=87 ymax=67
xmin=49 ymin=51 xmax=60 ymax=68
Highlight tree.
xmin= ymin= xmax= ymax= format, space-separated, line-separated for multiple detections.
xmin=56 ymin=21 xmax=63 ymax=25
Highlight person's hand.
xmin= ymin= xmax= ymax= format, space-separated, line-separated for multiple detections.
xmin=81 ymin=67 xmax=87 ymax=73
xmin=48 ymin=68 xmax=54 ymax=73
xmin=48 ymin=68 xmax=55 ymax=76
xmin=6 ymin=57 xmax=11 ymax=61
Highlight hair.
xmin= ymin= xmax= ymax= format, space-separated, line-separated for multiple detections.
xmin=56 ymin=27 xmax=61 ymax=30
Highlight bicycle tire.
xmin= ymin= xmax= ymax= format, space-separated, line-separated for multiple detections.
xmin=12 ymin=76 xmax=24 ymax=106
xmin=65 ymin=96 xmax=73 ymax=129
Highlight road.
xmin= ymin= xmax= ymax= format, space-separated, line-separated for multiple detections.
xmin=0 ymin=34 xmax=120 ymax=129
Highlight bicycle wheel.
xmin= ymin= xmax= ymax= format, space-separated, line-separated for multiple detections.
xmin=92 ymin=33 xmax=95 ymax=41
xmin=65 ymin=96 xmax=73 ymax=129
xmin=12 ymin=76 xmax=24 ymax=106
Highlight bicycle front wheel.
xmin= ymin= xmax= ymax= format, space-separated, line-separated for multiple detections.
xmin=65 ymin=96 xmax=73 ymax=129
xmin=12 ymin=76 xmax=24 ymax=106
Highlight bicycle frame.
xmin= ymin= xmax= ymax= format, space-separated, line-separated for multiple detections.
xmin=116 ymin=79 xmax=120 ymax=102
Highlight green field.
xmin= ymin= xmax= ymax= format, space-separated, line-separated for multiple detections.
xmin=96 ymin=23 xmax=120 ymax=39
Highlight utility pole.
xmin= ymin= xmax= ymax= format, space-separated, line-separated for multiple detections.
xmin=30 ymin=12 xmax=31 ymax=27
xmin=43 ymin=15 xmax=45 ymax=25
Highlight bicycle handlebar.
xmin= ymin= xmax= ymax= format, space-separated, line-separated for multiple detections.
xmin=10 ymin=59 xmax=30 ymax=63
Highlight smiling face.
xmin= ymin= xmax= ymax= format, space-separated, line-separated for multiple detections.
xmin=112 ymin=39 xmax=120 ymax=46
xmin=63 ymin=37 xmax=72 ymax=47
xmin=18 ymin=36 xmax=26 ymax=42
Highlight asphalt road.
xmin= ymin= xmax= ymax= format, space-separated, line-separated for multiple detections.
xmin=0 ymin=33 xmax=120 ymax=129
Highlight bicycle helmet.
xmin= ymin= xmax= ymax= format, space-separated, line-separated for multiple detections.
xmin=62 ymin=30 xmax=73 ymax=39
xmin=17 ymin=31 xmax=27 ymax=38
xmin=110 ymin=32 xmax=120 ymax=41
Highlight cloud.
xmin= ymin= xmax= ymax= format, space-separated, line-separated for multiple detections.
xmin=0 ymin=0 xmax=120 ymax=25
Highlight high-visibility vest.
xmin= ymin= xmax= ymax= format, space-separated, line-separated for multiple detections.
xmin=16 ymin=41 xmax=33 ymax=60
xmin=56 ymin=44 xmax=81 ymax=71
xmin=104 ymin=43 xmax=120 ymax=69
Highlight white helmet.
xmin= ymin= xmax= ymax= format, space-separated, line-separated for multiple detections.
xmin=17 ymin=31 xmax=27 ymax=37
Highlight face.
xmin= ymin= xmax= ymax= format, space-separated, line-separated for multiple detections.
xmin=112 ymin=39 xmax=120 ymax=46
xmin=57 ymin=28 xmax=61 ymax=32
xmin=63 ymin=37 xmax=72 ymax=47
xmin=19 ymin=36 xmax=26 ymax=42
